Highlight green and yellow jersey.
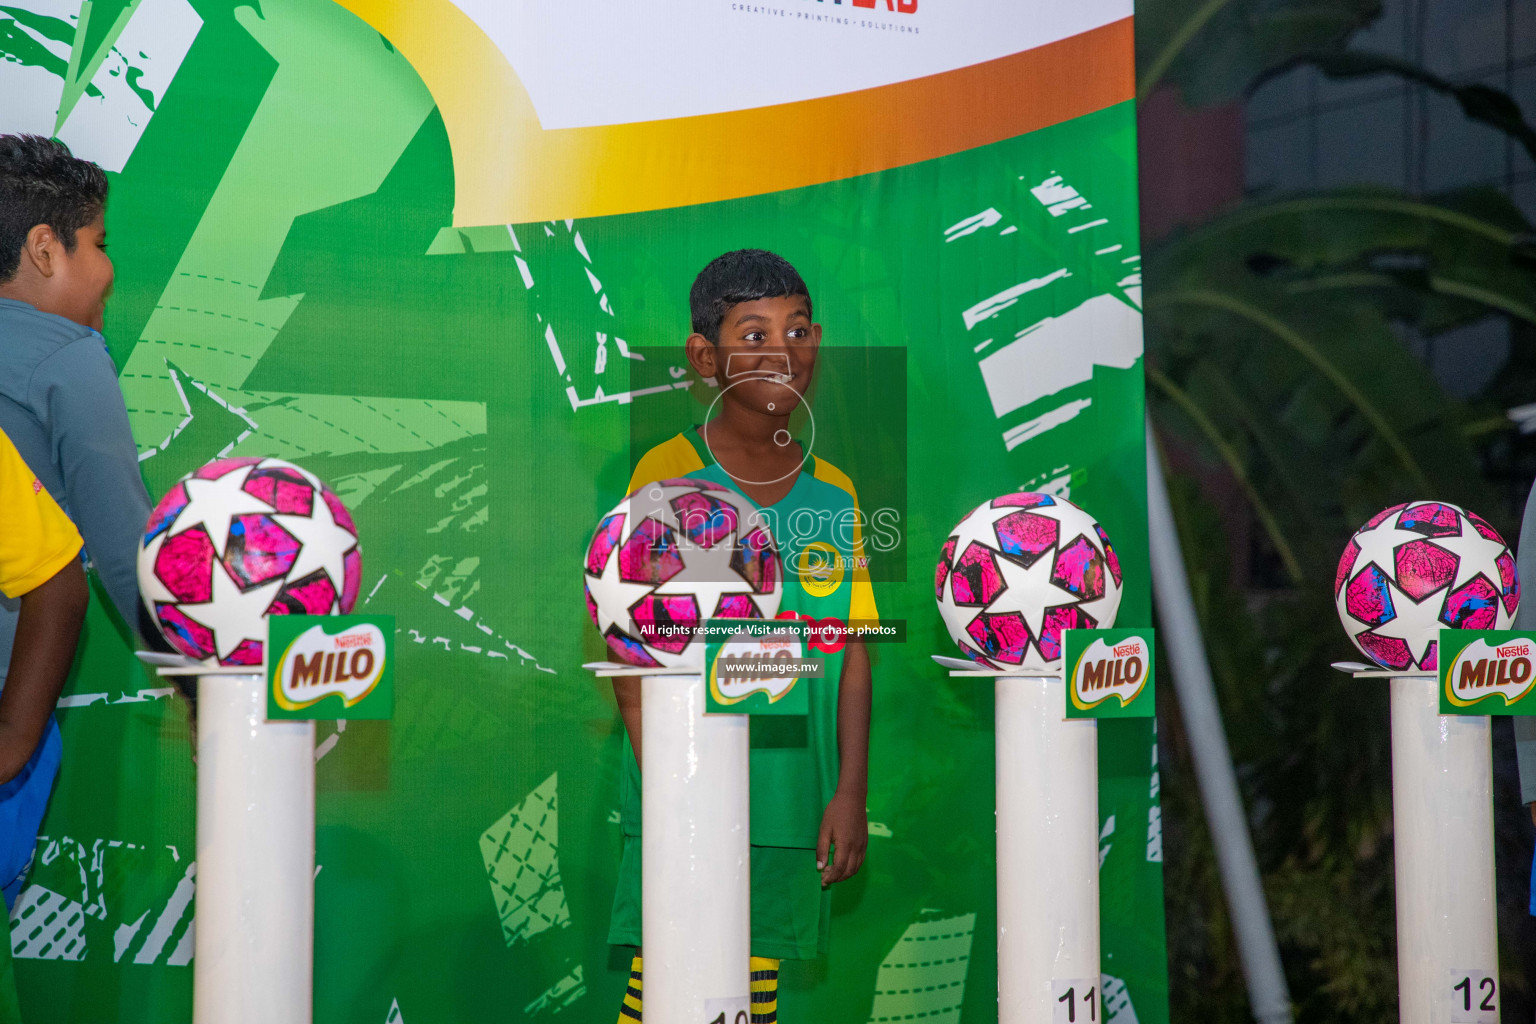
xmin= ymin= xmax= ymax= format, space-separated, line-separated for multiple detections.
xmin=617 ymin=426 xmax=877 ymax=848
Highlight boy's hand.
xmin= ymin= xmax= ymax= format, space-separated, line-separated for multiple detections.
xmin=817 ymin=789 xmax=868 ymax=887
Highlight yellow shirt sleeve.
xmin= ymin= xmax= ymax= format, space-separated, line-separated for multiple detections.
xmin=627 ymin=433 xmax=706 ymax=496
xmin=0 ymin=429 xmax=83 ymax=599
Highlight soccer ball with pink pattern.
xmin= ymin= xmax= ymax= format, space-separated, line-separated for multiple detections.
xmin=1335 ymin=501 xmax=1518 ymax=672
xmin=137 ymin=457 xmax=363 ymax=667
xmin=585 ymin=478 xmax=783 ymax=667
xmin=935 ymin=493 xmax=1124 ymax=671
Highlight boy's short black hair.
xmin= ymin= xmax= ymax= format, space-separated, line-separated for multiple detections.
xmin=0 ymin=135 xmax=109 ymax=283
xmin=690 ymin=249 xmax=812 ymax=343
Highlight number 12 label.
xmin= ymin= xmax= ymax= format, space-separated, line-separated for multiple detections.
xmin=1448 ymin=969 xmax=1498 ymax=1024
xmin=1052 ymin=979 xmax=1099 ymax=1024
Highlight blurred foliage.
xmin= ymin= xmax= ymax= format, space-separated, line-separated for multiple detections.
xmin=1137 ymin=0 xmax=1536 ymax=1021
xmin=1135 ymin=0 xmax=1380 ymax=102
xmin=1270 ymin=52 xmax=1536 ymax=162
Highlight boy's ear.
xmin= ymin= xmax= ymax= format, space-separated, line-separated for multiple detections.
xmin=685 ymin=333 xmax=717 ymax=379
xmin=22 ymin=224 xmax=60 ymax=279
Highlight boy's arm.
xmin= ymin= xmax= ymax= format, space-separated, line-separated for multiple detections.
xmin=613 ymin=676 xmax=642 ymax=766
xmin=0 ymin=560 xmax=87 ymax=784
xmin=1514 ymin=479 xmax=1536 ymax=819
xmin=818 ymin=636 xmax=870 ymax=887
xmin=30 ymin=337 xmax=154 ymax=635
xmin=1517 ymin=717 xmax=1536 ymax=824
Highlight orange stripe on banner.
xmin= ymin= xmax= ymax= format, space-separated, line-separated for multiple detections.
xmin=337 ymin=1 xmax=1133 ymax=225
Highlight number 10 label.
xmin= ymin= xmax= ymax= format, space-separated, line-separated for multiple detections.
xmin=1051 ymin=979 xmax=1099 ymax=1024
xmin=1448 ymin=968 xmax=1498 ymax=1024
xmin=703 ymin=996 xmax=749 ymax=1024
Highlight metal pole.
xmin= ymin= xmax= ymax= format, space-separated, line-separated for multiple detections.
xmin=1388 ymin=675 xmax=1498 ymax=1023
xmin=1145 ymin=423 xmax=1292 ymax=1024
xmin=641 ymin=672 xmax=751 ymax=1021
xmin=194 ymin=673 xmax=314 ymax=1024
xmin=995 ymin=674 xmax=1100 ymax=1023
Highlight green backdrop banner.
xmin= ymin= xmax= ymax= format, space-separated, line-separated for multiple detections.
xmin=2 ymin=1 xmax=1165 ymax=1020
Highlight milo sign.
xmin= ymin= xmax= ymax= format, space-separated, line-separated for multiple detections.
xmin=1441 ymin=630 xmax=1536 ymax=715
xmin=1065 ymin=628 xmax=1156 ymax=719
xmin=703 ymin=618 xmax=818 ymax=716
xmin=267 ymin=614 xmax=396 ymax=721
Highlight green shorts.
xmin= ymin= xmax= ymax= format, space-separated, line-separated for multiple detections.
xmin=607 ymin=836 xmax=830 ymax=961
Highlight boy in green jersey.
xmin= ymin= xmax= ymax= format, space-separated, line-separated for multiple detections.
xmin=609 ymin=250 xmax=877 ymax=1022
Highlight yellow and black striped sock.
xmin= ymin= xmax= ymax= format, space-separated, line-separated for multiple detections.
xmin=617 ymin=955 xmax=642 ymax=1022
xmin=617 ymin=955 xmax=781 ymax=1023
xmin=750 ymin=956 xmax=780 ymax=1023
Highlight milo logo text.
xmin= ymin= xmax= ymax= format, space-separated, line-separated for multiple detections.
xmin=1070 ymin=635 xmax=1150 ymax=712
xmin=274 ymin=621 xmax=388 ymax=712
xmin=710 ymin=626 xmax=805 ymax=706
xmin=1445 ymin=636 xmax=1536 ymax=708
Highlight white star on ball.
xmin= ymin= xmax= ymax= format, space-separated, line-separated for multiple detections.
xmin=950 ymin=501 xmax=1037 ymax=551
xmin=173 ymin=465 xmax=275 ymax=556
xmin=176 ymin=560 xmax=285 ymax=663
xmin=1359 ymin=582 xmax=1445 ymax=666
xmin=587 ymin=527 xmax=659 ymax=636
xmin=653 ymin=532 xmax=758 ymax=622
xmin=275 ymin=492 xmax=358 ymax=593
xmin=977 ymin=545 xmax=1061 ymax=642
xmin=1435 ymin=527 xmax=1510 ymax=589
xmin=1349 ymin=518 xmax=1429 ymax=578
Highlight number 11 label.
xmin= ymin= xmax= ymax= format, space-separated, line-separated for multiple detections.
xmin=1448 ymin=968 xmax=1498 ymax=1024
xmin=1051 ymin=979 xmax=1099 ymax=1024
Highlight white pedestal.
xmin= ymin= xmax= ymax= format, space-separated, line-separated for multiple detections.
xmin=587 ymin=661 xmax=752 ymax=1022
xmin=192 ymin=672 xmax=315 ymax=1024
xmin=996 ymin=674 xmax=1100 ymax=1024
xmin=940 ymin=659 xmax=1101 ymax=1024
xmin=1389 ymin=673 xmax=1499 ymax=1023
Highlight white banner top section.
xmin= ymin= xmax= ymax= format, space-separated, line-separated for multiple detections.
xmin=447 ymin=0 xmax=1133 ymax=128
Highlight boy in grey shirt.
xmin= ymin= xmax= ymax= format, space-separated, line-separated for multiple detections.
xmin=0 ymin=134 xmax=153 ymax=905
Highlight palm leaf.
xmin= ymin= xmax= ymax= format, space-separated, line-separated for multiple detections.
xmin=1268 ymin=50 xmax=1536 ymax=162
xmin=1148 ymin=364 xmax=1305 ymax=581
xmin=1148 ymin=287 xmax=1433 ymax=492
xmin=1156 ymin=188 xmax=1536 ymax=338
